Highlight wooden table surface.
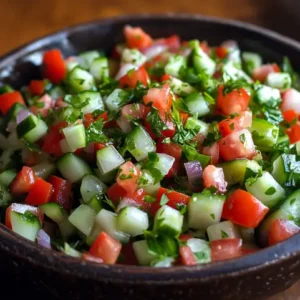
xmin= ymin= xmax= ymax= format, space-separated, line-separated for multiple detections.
xmin=0 ymin=0 xmax=300 ymax=299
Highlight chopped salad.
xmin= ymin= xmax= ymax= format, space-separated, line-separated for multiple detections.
xmin=0 ymin=26 xmax=300 ymax=266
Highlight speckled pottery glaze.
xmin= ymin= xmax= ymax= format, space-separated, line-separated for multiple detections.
xmin=0 ymin=14 xmax=300 ymax=300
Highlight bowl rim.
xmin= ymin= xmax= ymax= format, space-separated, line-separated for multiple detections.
xmin=1 ymin=13 xmax=300 ymax=282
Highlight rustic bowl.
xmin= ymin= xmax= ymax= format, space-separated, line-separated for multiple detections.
xmin=1 ymin=14 xmax=300 ymax=300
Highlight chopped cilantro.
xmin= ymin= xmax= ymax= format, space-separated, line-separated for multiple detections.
xmin=229 ymin=122 xmax=235 ymax=130
xmin=265 ymin=186 xmax=276 ymax=196
xmin=119 ymin=174 xmax=133 ymax=180
xmin=85 ymin=119 xmax=108 ymax=144
xmin=64 ymin=94 xmax=89 ymax=109
xmin=210 ymin=213 xmax=215 ymax=220
xmin=239 ymin=133 xmax=246 ymax=143
xmin=146 ymin=108 xmax=168 ymax=137
xmin=221 ymin=230 xmax=229 ymax=239
xmin=144 ymin=195 xmax=156 ymax=203
xmin=290 ymin=198 xmax=296 ymax=206
xmin=202 ymin=122 xmax=221 ymax=147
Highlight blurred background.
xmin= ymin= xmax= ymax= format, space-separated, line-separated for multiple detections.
xmin=0 ymin=0 xmax=299 ymax=299
xmin=0 ymin=0 xmax=299 ymax=56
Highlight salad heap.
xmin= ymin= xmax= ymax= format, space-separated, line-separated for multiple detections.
xmin=0 ymin=26 xmax=300 ymax=267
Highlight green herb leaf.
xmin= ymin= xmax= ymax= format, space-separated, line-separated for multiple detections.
xmin=239 ymin=133 xmax=246 ymax=143
xmin=210 ymin=213 xmax=215 ymax=220
xmin=265 ymin=186 xmax=276 ymax=196
xmin=144 ymin=195 xmax=156 ymax=203
xmin=85 ymin=119 xmax=108 ymax=144
xmin=176 ymin=203 xmax=187 ymax=215
xmin=64 ymin=94 xmax=89 ymax=109
xmin=221 ymin=230 xmax=229 ymax=239
xmin=160 ymin=194 xmax=169 ymax=206
xmin=202 ymin=122 xmax=221 ymax=147
xmin=146 ymin=108 xmax=168 ymax=137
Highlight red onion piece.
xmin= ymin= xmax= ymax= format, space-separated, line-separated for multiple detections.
xmin=16 ymin=109 xmax=31 ymax=124
xmin=115 ymin=63 xmax=138 ymax=80
xmin=184 ymin=161 xmax=203 ymax=190
xmin=37 ymin=229 xmax=52 ymax=249
xmin=142 ymin=44 xmax=168 ymax=60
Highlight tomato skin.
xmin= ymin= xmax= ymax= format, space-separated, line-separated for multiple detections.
xmin=286 ymin=122 xmax=300 ymax=144
xmin=252 ymin=64 xmax=280 ymax=82
xmin=268 ymin=219 xmax=300 ymax=246
xmin=116 ymin=161 xmax=140 ymax=194
xmin=143 ymin=84 xmax=172 ymax=112
xmin=107 ymin=183 xmax=127 ymax=203
xmin=43 ymin=49 xmax=66 ymax=84
xmin=119 ymin=67 xmax=150 ymax=88
xmin=150 ymin=187 xmax=190 ymax=216
xmin=25 ymin=177 xmax=53 ymax=206
xmin=215 ymin=46 xmax=228 ymax=59
xmin=5 ymin=203 xmax=44 ymax=229
xmin=211 ymin=238 xmax=242 ymax=261
xmin=89 ymin=232 xmax=122 ymax=264
xmin=124 ymin=26 xmax=152 ymax=49
xmin=283 ymin=110 xmax=298 ymax=123
xmin=217 ymin=86 xmax=250 ymax=116
xmin=10 ymin=166 xmax=35 ymax=195
xmin=202 ymin=143 xmax=219 ymax=165
xmin=180 ymin=245 xmax=197 ymax=266
xmin=156 ymin=139 xmax=182 ymax=160
xmin=218 ymin=111 xmax=252 ymax=137
xmin=222 ymin=189 xmax=269 ymax=228
xmin=49 ymin=176 xmax=73 ymax=211
xmin=0 ymin=91 xmax=25 ymax=115
xmin=179 ymin=234 xmax=193 ymax=242
xmin=29 ymin=80 xmax=45 ymax=95
xmin=219 ymin=129 xmax=256 ymax=161
xmin=203 ymin=165 xmax=227 ymax=193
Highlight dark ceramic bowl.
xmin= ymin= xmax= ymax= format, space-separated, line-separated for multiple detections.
xmin=1 ymin=14 xmax=300 ymax=300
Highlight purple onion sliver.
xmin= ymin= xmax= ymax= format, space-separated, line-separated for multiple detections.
xmin=184 ymin=161 xmax=203 ymax=187
xmin=16 ymin=109 xmax=31 ymax=124
xmin=37 ymin=229 xmax=52 ymax=249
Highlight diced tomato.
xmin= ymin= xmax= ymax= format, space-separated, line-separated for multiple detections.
xmin=43 ymin=49 xmax=66 ymax=84
xmin=222 ymin=189 xmax=269 ymax=228
xmin=107 ymin=183 xmax=128 ymax=204
xmin=252 ymin=64 xmax=280 ymax=82
xmin=211 ymin=238 xmax=243 ymax=261
xmin=218 ymin=111 xmax=252 ymax=137
xmin=165 ymin=159 xmax=181 ymax=179
xmin=49 ymin=176 xmax=73 ymax=211
xmin=29 ymin=80 xmax=45 ymax=96
xmin=83 ymin=113 xmax=94 ymax=128
xmin=96 ymin=111 xmax=109 ymax=122
xmin=203 ymin=165 xmax=227 ymax=193
xmin=124 ymin=26 xmax=152 ymax=49
xmin=179 ymin=245 xmax=197 ymax=266
xmin=161 ymin=74 xmax=171 ymax=82
xmin=89 ymin=232 xmax=122 ymax=264
xmin=219 ymin=129 xmax=256 ymax=161
xmin=55 ymin=97 xmax=68 ymax=108
xmin=25 ymin=177 xmax=53 ymax=206
xmin=241 ymin=247 xmax=259 ymax=255
xmin=281 ymin=88 xmax=300 ymax=114
xmin=150 ymin=187 xmax=190 ymax=216
xmin=30 ymin=94 xmax=53 ymax=117
xmin=121 ymin=103 xmax=148 ymax=120
xmin=5 ymin=203 xmax=44 ymax=229
xmin=215 ymin=46 xmax=228 ymax=59
xmin=161 ymin=118 xmax=176 ymax=138
xmin=283 ymin=110 xmax=298 ymax=123
xmin=179 ymin=234 xmax=193 ymax=242
xmin=0 ymin=91 xmax=25 ymax=115
xmin=10 ymin=166 xmax=35 ymax=195
xmin=216 ymin=85 xmax=250 ymax=115
xmin=179 ymin=111 xmax=190 ymax=125
xmin=82 ymin=253 xmax=103 ymax=264
xmin=119 ymin=67 xmax=150 ymax=88
xmin=143 ymin=84 xmax=172 ymax=112
xmin=116 ymin=161 xmax=140 ymax=194
xmin=120 ymin=242 xmax=138 ymax=265
xmin=268 ymin=219 xmax=300 ymax=246
xmin=202 ymin=143 xmax=219 ymax=165
xmin=156 ymin=139 xmax=182 ymax=160
xmin=286 ymin=122 xmax=300 ymax=144
xmin=94 ymin=143 xmax=106 ymax=152
xmin=158 ymin=35 xmax=181 ymax=50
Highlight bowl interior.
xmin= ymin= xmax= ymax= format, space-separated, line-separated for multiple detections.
xmin=1 ymin=14 xmax=300 ymax=281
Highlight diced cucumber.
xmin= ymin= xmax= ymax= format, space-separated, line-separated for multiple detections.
xmin=87 ymin=195 xmax=102 ymax=213
xmin=242 ymin=52 xmax=262 ymax=75
xmin=266 ymin=73 xmax=291 ymax=90
xmin=77 ymin=91 xmax=104 ymax=115
xmin=250 ymin=118 xmax=279 ymax=152
xmin=218 ymin=159 xmax=262 ymax=185
xmin=79 ymin=51 xmax=100 ymax=69
xmin=188 ymin=192 xmax=226 ymax=230
xmin=17 ymin=114 xmax=48 ymax=142
xmin=169 ymin=77 xmax=196 ymax=96
xmin=223 ymin=61 xmax=252 ymax=83
xmin=64 ymin=242 xmax=82 ymax=258
xmin=165 ymin=55 xmax=187 ymax=78
xmin=0 ymin=102 xmax=25 ymax=134
xmin=257 ymin=189 xmax=300 ymax=247
xmin=63 ymin=124 xmax=86 ymax=152
xmin=31 ymin=162 xmax=55 ymax=179
xmin=190 ymin=40 xmax=216 ymax=76
xmin=94 ymin=168 xmax=116 ymax=184
xmin=245 ymin=171 xmax=285 ymax=208
xmin=68 ymin=204 xmax=96 ymax=236
xmin=150 ymin=153 xmax=175 ymax=177
xmin=184 ymin=92 xmax=210 ymax=117
xmin=207 ymin=221 xmax=241 ymax=241
xmin=90 ymin=57 xmax=109 ymax=82
xmin=80 ymin=174 xmax=107 ymax=203
xmin=96 ymin=145 xmax=125 ymax=175
xmin=57 ymin=153 xmax=91 ymax=183
xmin=154 ymin=205 xmax=183 ymax=237
xmin=153 ymin=257 xmax=175 ymax=268
xmin=11 ymin=211 xmax=41 ymax=242
xmin=121 ymin=48 xmax=146 ymax=66
xmin=0 ymin=169 xmax=16 ymax=187
xmin=104 ymin=88 xmax=130 ymax=112
xmin=186 ymin=238 xmax=211 ymax=264
xmin=126 ymin=126 xmax=156 ymax=162
xmin=60 ymin=138 xmax=73 ymax=153
xmin=87 ymin=209 xmax=130 ymax=244
xmin=133 ymin=240 xmax=158 ymax=266
xmin=185 ymin=118 xmax=209 ymax=136
xmin=139 ymin=170 xmax=161 ymax=196
xmin=67 ymin=67 xmax=95 ymax=92
xmin=117 ymin=206 xmax=149 ymax=236
xmin=40 ymin=202 xmax=67 ymax=224
xmin=49 ymin=86 xmax=65 ymax=100
xmin=254 ymin=84 xmax=281 ymax=105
